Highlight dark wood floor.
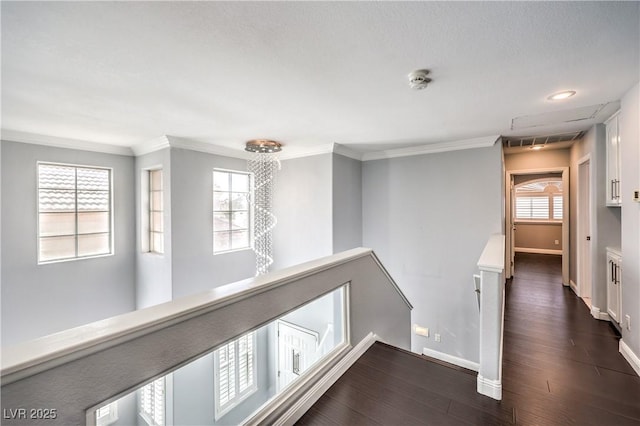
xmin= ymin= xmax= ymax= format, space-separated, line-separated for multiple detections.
xmin=296 ymin=253 xmax=640 ymax=425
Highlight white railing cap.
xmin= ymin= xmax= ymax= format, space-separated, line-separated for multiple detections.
xmin=478 ymin=234 xmax=505 ymax=273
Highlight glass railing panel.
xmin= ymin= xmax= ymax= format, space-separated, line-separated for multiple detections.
xmin=90 ymin=284 xmax=348 ymax=426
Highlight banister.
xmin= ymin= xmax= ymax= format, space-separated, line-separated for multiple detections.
xmin=1 ymin=248 xmax=412 ymax=426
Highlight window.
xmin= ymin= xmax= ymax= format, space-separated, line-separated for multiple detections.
xmin=514 ymin=179 xmax=562 ymax=221
xmin=95 ymin=402 xmax=118 ymax=426
xmin=214 ymin=331 xmax=257 ymax=419
xmin=140 ymin=378 xmax=165 ymax=426
xmin=213 ymin=170 xmax=251 ymax=253
xmin=149 ymin=169 xmax=164 ymax=254
xmin=38 ymin=163 xmax=112 ymax=263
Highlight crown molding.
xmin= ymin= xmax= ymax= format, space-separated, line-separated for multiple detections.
xmin=361 ymin=135 xmax=501 ymax=161
xmin=164 ymin=136 xmax=253 ymax=160
xmin=1 ymin=129 xmax=134 ymax=156
xmin=131 ymin=135 xmax=171 ymax=156
xmin=332 ymin=143 xmax=363 ymax=161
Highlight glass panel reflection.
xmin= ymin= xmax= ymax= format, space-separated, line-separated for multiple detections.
xmin=94 ymin=286 xmax=347 ymax=425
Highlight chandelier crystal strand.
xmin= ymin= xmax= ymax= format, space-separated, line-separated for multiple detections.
xmin=247 ymin=147 xmax=281 ymax=276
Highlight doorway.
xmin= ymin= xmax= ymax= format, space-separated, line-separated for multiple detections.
xmin=577 ymin=155 xmax=592 ymax=307
xmin=506 ymin=167 xmax=569 ymax=285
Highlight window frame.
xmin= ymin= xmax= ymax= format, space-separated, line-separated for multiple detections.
xmin=95 ymin=401 xmax=118 ymax=426
xmin=212 ymin=168 xmax=253 ymax=255
xmin=213 ymin=331 xmax=258 ymax=420
xmin=148 ymin=168 xmax=164 ymax=255
xmin=37 ymin=161 xmax=114 ymax=264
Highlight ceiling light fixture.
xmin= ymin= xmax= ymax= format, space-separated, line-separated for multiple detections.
xmin=547 ymin=90 xmax=576 ymax=101
xmin=408 ymin=69 xmax=431 ymax=90
xmin=245 ymin=139 xmax=282 ymax=153
xmin=530 ymin=145 xmax=544 ymax=150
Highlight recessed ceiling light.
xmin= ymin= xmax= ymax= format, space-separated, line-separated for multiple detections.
xmin=547 ymin=90 xmax=576 ymax=101
xmin=530 ymin=145 xmax=544 ymax=150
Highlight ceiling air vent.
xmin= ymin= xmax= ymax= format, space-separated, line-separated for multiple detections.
xmin=503 ymin=131 xmax=585 ymax=149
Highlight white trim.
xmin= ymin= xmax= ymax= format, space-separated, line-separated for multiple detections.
xmin=361 ymin=135 xmax=500 ymax=161
xmin=477 ymin=374 xmax=502 ymax=400
xmin=477 ymin=234 xmax=505 ymax=273
xmin=268 ymin=333 xmax=378 ymax=426
xmin=619 ymin=339 xmax=640 ymax=377
xmin=1 ymin=129 xmax=133 ymax=156
xmin=131 ymin=136 xmax=171 ymax=156
xmin=569 ymin=279 xmax=579 ymax=295
xmin=590 ymin=306 xmax=611 ymax=321
xmin=421 ymin=347 xmax=479 ymax=372
xmin=515 ymin=247 xmax=563 ymax=255
xmin=332 ymin=143 xmax=363 ymax=161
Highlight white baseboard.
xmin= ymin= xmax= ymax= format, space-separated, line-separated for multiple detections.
xmin=590 ymin=306 xmax=611 ymax=321
xmin=272 ymin=333 xmax=378 ymax=426
xmin=477 ymin=374 xmax=502 ymax=400
xmin=422 ymin=347 xmax=479 ymax=372
xmin=620 ymin=339 xmax=640 ymax=378
xmin=514 ymin=247 xmax=562 ymax=255
xmin=569 ymin=279 xmax=578 ymax=294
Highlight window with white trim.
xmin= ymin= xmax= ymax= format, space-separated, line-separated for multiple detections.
xmin=214 ymin=331 xmax=257 ymax=420
xmin=213 ymin=170 xmax=251 ymax=253
xmin=95 ymin=401 xmax=118 ymax=426
xmin=139 ymin=378 xmax=165 ymax=426
xmin=38 ymin=163 xmax=112 ymax=263
xmin=149 ymin=169 xmax=164 ymax=254
xmin=515 ymin=179 xmax=562 ymax=221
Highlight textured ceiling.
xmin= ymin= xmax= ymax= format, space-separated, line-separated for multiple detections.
xmin=1 ymin=1 xmax=639 ymax=155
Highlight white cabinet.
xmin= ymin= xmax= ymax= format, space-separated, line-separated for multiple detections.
xmin=606 ymin=248 xmax=622 ymax=323
xmin=605 ymin=112 xmax=622 ymax=206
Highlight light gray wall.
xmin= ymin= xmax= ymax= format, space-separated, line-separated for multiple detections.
xmin=170 ymin=148 xmax=255 ymax=298
xmin=272 ymin=154 xmax=332 ymax=270
xmin=362 ymin=143 xmax=503 ymax=362
xmin=135 ymin=148 xmax=172 ymax=309
xmin=569 ymin=125 xmax=621 ymax=312
xmin=332 ymin=153 xmax=362 ymax=253
xmin=619 ymin=82 xmax=640 ymax=357
xmin=0 ymin=141 xmax=136 ymax=345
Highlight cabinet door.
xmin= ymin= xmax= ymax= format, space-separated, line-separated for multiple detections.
xmin=606 ymin=254 xmax=620 ymax=322
xmin=606 ymin=115 xmax=621 ymax=206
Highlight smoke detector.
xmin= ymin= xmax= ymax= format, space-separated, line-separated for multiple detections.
xmin=408 ymin=69 xmax=431 ymax=90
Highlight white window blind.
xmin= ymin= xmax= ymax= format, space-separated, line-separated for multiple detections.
xmin=553 ymin=196 xmax=563 ymax=220
xmin=214 ymin=331 xmax=257 ymax=419
xmin=515 ymin=196 xmax=549 ymax=219
xmin=140 ymin=378 xmax=165 ymax=426
xmin=38 ymin=163 xmax=112 ymax=263
xmin=149 ymin=169 xmax=164 ymax=254
xmin=95 ymin=402 xmax=118 ymax=426
xmin=213 ymin=170 xmax=251 ymax=253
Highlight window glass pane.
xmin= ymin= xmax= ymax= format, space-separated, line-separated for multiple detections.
xmin=213 ymin=192 xmax=230 ymax=211
xmin=231 ymin=193 xmax=248 ymax=211
xmin=231 ymin=173 xmax=249 ymax=192
xmin=150 ymin=169 xmax=163 ymax=191
xmin=78 ymin=190 xmax=109 ymax=211
xmin=39 ymin=212 xmax=75 ymax=237
xmin=39 ymin=164 xmax=75 ymax=189
xmin=150 ymin=212 xmax=163 ymax=233
xmin=151 ymin=191 xmax=163 ymax=211
xmin=214 ymin=212 xmax=231 ymax=231
xmin=40 ymin=236 xmax=75 ymax=261
xmin=231 ymin=212 xmax=248 ymax=230
xmin=78 ymin=233 xmax=110 ymax=257
xmin=78 ymin=212 xmax=110 ymax=234
xmin=213 ymin=171 xmax=230 ymax=191
xmin=77 ymin=168 xmax=110 ymax=190
xmin=231 ymin=230 xmax=249 ymax=249
xmin=151 ymin=232 xmax=164 ymax=254
xmin=39 ymin=189 xmax=75 ymax=212
xmin=214 ymin=231 xmax=231 ymax=252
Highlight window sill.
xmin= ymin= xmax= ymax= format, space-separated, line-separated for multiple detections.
xmin=213 ymin=246 xmax=253 ymax=256
xmin=514 ymin=220 xmax=562 ymax=225
xmin=38 ymin=252 xmax=114 ymax=266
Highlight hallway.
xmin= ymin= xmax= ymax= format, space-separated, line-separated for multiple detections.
xmin=297 ymin=253 xmax=640 ymax=425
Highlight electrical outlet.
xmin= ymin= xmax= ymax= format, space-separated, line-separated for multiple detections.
xmin=414 ymin=325 xmax=429 ymax=337
xmin=625 ymin=314 xmax=631 ymax=331
xmin=554 ymin=240 xmax=560 ymax=245
xmin=435 ymin=333 xmax=441 ymax=342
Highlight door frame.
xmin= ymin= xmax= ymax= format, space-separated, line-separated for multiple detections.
xmin=505 ymin=167 xmax=569 ymax=285
xmin=577 ymin=154 xmax=593 ymax=300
